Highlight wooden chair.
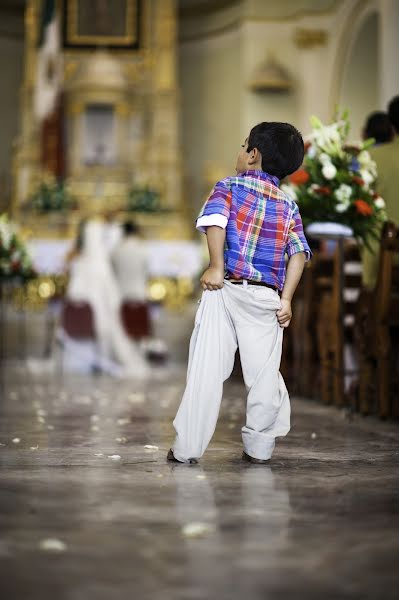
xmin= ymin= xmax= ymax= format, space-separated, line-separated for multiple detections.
xmin=61 ymin=300 xmax=96 ymax=340
xmin=358 ymin=222 xmax=399 ymax=417
xmin=120 ymin=300 xmax=151 ymax=340
xmin=317 ymin=241 xmax=362 ymax=406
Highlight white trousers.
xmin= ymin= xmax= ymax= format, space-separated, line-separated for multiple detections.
xmin=172 ymin=280 xmax=290 ymax=463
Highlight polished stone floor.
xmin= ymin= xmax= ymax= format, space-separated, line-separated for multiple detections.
xmin=0 ymin=360 xmax=399 ymax=599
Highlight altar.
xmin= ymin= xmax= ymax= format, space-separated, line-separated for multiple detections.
xmin=12 ymin=0 xmax=189 ymax=240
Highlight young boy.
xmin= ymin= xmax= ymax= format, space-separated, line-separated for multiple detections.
xmin=168 ymin=122 xmax=311 ymax=465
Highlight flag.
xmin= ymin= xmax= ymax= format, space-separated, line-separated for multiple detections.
xmin=34 ymin=0 xmax=62 ymax=123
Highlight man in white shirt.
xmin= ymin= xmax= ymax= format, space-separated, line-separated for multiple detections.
xmin=111 ymin=220 xmax=148 ymax=302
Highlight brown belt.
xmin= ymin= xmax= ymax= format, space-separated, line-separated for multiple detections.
xmin=226 ymin=278 xmax=278 ymax=292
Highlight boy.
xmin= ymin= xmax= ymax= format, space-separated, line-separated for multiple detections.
xmin=168 ymin=122 xmax=311 ymax=465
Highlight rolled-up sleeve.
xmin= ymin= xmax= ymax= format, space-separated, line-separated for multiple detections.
xmin=286 ymin=202 xmax=312 ymax=261
xmin=196 ymin=179 xmax=232 ymax=234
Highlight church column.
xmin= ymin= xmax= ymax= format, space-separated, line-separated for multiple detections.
xmin=378 ymin=0 xmax=399 ymax=106
xmin=14 ymin=0 xmax=40 ymax=211
xmin=152 ymin=0 xmax=182 ymax=211
xmin=293 ymin=29 xmax=329 ymax=135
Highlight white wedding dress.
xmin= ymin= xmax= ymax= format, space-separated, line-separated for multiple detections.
xmin=65 ymin=220 xmax=148 ymax=377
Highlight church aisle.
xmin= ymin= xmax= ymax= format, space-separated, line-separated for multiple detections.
xmin=0 ymin=368 xmax=398 ymax=600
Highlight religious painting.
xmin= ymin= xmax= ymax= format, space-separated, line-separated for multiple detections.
xmin=63 ymin=0 xmax=140 ymax=49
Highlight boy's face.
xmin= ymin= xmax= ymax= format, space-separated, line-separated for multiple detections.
xmin=235 ymin=138 xmax=249 ymax=174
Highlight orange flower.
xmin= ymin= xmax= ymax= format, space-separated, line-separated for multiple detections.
xmin=354 ymin=199 xmax=373 ymax=216
xmin=289 ymin=169 xmax=310 ymax=185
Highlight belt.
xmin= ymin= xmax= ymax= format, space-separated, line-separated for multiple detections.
xmin=226 ymin=278 xmax=278 ymax=292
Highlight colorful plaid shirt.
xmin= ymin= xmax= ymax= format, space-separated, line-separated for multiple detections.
xmin=196 ymin=170 xmax=311 ymax=290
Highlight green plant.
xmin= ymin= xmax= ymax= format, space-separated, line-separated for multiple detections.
xmin=29 ymin=177 xmax=77 ymax=214
xmin=127 ymin=186 xmax=167 ymax=213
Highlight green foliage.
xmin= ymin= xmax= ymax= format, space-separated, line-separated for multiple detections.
xmin=127 ymin=186 xmax=169 ymax=213
xmin=29 ymin=178 xmax=77 ymax=214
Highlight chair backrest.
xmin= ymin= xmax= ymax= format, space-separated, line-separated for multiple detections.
xmin=321 ymin=240 xmax=362 ymax=331
xmin=374 ymin=221 xmax=399 ymax=326
xmin=62 ymin=301 xmax=96 ymax=339
xmin=120 ymin=301 xmax=151 ymax=339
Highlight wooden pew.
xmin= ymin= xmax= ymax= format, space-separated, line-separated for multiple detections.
xmin=316 ymin=242 xmax=362 ymax=406
xmin=290 ymin=254 xmax=334 ymax=398
xmin=358 ymin=222 xmax=399 ymax=417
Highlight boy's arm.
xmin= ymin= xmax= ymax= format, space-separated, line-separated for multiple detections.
xmin=277 ymin=253 xmax=306 ymax=328
xmin=200 ymin=226 xmax=226 ymax=291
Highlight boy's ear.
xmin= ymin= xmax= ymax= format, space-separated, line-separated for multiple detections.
xmin=248 ymin=147 xmax=261 ymax=165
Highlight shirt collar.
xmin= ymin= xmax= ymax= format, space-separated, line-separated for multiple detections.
xmin=239 ymin=170 xmax=280 ymax=187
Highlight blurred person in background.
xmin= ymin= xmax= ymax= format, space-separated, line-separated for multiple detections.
xmin=111 ymin=220 xmax=148 ymax=302
xmin=362 ymin=111 xmax=394 ymax=145
xmin=363 ymin=96 xmax=399 ymax=288
xmin=103 ymin=210 xmax=122 ymax=255
xmin=64 ymin=219 xmax=148 ymax=377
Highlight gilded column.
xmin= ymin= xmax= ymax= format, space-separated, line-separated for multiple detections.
xmin=152 ymin=0 xmax=182 ymax=212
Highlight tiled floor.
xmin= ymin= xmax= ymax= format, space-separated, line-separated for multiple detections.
xmin=0 ymin=361 xmax=398 ymax=599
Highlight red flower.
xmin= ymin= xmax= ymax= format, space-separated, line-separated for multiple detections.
xmin=290 ymin=169 xmax=310 ymax=185
xmin=352 ymin=176 xmax=365 ymax=186
xmin=315 ymin=186 xmax=332 ymax=196
xmin=304 ymin=141 xmax=311 ymax=152
xmin=354 ymin=199 xmax=373 ymax=216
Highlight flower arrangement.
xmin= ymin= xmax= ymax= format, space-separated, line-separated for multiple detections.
xmin=27 ymin=176 xmax=77 ymax=214
xmin=281 ymin=112 xmax=386 ymax=246
xmin=127 ymin=186 xmax=168 ymax=213
xmin=0 ymin=215 xmax=36 ymax=281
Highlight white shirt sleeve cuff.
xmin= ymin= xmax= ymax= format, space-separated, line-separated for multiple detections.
xmin=196 ymin=214 xmax=228 ymax=233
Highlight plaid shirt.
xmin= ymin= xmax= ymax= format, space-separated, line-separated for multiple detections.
xmin=196 ymin=170 xmax=311 ymax=290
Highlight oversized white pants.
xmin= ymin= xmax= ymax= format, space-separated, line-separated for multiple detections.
xmin=172 ymin=280 xmax=290 ymax=462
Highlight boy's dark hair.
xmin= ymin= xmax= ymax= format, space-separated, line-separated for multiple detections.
xmin=388 ymin=96 xmax=399 ymax=134
xmin=247 ymin=122 xmax=304 ymax=179
xmin=123 ymin=220 xmax=139 ymax=236
xmin=364 ymin=111 xmax=393 ymax=144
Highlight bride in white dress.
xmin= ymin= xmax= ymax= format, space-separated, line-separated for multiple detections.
xmin=65 ymin=219 xmax=148 ymax=377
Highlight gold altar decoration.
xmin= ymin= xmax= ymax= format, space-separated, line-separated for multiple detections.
xmin=64 ymin=0 xmax=140 ymax=49
xmin=249 ymin=55 xmax=293 ymax=93
xmin=13 ymin=274 xmax=195 ymax=312
xmin=294 ymin=28 xmax=328 ymax=49
xmin=12 ymin=0 xmax=190 ymax=241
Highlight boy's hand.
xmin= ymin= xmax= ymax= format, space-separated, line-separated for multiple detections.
xmin=277 ymin=298 xmax=292 ymax=328
xmin=200 ymin=266 xmax=225 ymax=291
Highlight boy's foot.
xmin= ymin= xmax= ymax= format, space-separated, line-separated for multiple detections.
xmin=167 ymin=449 xmax=198 ymax=464
xmin=242 ymin=451 xmax=270 ymax=465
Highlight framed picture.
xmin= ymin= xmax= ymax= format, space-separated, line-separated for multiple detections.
xmin=63 ymin=0 xmax=140 ymax=50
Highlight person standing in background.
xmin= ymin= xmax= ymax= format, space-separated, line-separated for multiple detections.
xmin=111 ymin=220 xmax=148 ymax=302
xmin=362 ymin=96 xmax=399 ymax=288
xmin=362 ymin=111 xmax=394 ymax=145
